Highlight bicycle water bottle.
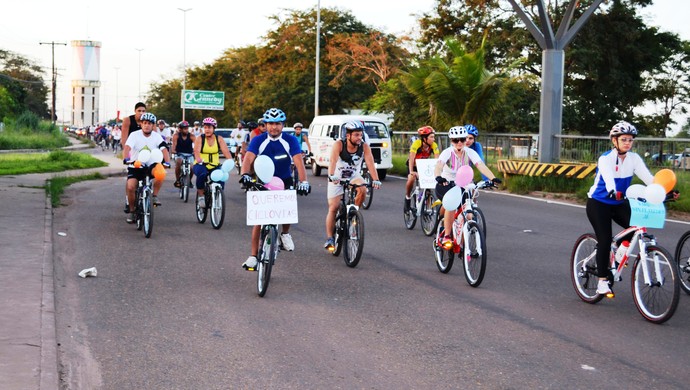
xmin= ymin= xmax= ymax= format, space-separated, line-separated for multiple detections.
xmin=615 ymin=241 xmax=629 ymax=263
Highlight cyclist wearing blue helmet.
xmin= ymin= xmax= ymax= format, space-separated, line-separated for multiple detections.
xmin=239 ymin=108 xmax=311 ymax=270
xmin=464 ymin=124 xmax=488 ymax=180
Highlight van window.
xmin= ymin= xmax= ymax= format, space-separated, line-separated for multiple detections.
xmin=363 ymin=121 xmax=389 ymax=139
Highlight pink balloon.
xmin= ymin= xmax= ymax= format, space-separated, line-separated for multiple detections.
xmin=264 ymin=176 xmax=285 ymax=191
xmin=455 ymin=165 xmax=474 ymax=187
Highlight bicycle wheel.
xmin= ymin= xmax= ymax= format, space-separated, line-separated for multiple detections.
xmin=257 ymin=225 xmax=277 ymax=297
xmin=403 ymin=195 xmax=417 ymax=230
xmin=292 ymin=164 xmax=299 ymax=188
xmin=183 ymin=172 xmax=191 ymax=203
xmin=433 ymin=217 xmax=454 ymax=273
xmin=631 ymin=245 xmax=680 ymax=324
xmin=570 ymin=233 xmax=604 ymax=304
xmin=362 ymin=172 xmax=373 ymax=210
xmin=462 ymin=220 xmax=486 ymax=287
xmin=673 ymin=231 xmax=690 ymax=294
xmin=421 ymin=191 xmax=437 ymax=236
xmin=210 ymin=186 xmax=225 ymax=229
xmin=135 ymin=190 xmax=143 ymax=231
xmin=195 ymin=192 xmax=208 ymax=223
xmin=473 ymin=206 xmax=487 ymax=237
xmin=143 ymin=190 xmax=153 ymax=238
xmin=332 ymin=205 xmax=346 ymax=257
xmin=344 ymin=208 xmax=365 ymax=268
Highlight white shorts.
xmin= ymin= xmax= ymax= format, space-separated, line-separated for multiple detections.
xmin=327 ymin=175 xmax=364 ymax=199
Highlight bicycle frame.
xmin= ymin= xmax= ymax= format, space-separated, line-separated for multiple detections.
xmin=609 ymin=226 xmax=665 ymax=287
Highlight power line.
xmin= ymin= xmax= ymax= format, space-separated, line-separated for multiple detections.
xmin=40 ymin=41 xmax=67 ymax=123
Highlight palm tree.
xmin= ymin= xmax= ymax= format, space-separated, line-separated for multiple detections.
xmin=402 ymin=37 xmax=519 ymax=131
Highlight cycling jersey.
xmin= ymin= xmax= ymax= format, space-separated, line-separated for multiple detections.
xmin=437 ymin=146 xmax=482 ymax=181
xmin=587 ymin=149 xmax=654 ymax=205
xmin=247 ymin=132 xmax=301 ymax=180
xmin=409 ymin=139 xmax=439 ymax=160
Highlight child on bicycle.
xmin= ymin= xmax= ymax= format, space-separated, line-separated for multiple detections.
xmin=405 ymin=126 xmax=440 ymax=211
xmin=434 ymin=126 xmax=501 ymax=247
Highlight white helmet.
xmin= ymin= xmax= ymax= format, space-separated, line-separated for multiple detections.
xmin=609 ymin=121 xmax=638 ymax=138
xmin=448 ymin=126 xmax=468 ymax=139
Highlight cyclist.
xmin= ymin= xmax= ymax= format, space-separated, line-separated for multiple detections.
xmin=171 ymin=121 xmax=196 ymax=188
xmin=324 ymin=121 xmax=382 ymax=251
xmin=586 ymin=121 xmax=657 ymax=296
xmin=230 ymin=121 xmax=248 ymax=159
xmin=249 ymin=118 xmax=266 ymax=141
xmin=156 ymin=119 xmax=172 ymax=146
xmin=111 ymin=125 xmax=122 ymax=152
xmin=239 ymin=108 xmax=311 ymax=270
xmin=405 ymin=125 xmax=440 ymax=211
xmin=192 ymin=120 xmax=202 ymax=137
xmin=193 ymin=117 xmax=233 ymax=208
xmin=292 ymin=122 xmax=313 ymax=155
xmin=465 ymin=124 xmax=488 ymax=180
xmin=121 ymin=102 xmax=146 ymax=147
xmin=122 ymin=112 xmax=171 ymax=223
xmin=435 ymin=126 xmax=501 ymax=247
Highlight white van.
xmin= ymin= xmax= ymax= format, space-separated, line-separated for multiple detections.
xmin=308 ymin=115 xmax=393 ymax=180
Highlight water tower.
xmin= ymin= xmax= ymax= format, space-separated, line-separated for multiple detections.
xmin=71 ymin=40 xmax=101 ymax=127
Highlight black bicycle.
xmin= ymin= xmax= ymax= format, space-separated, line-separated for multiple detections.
xmin=130 ymin=166 xmax=154 ymax=238
xmin=244 ymin=180 xmax=280 ymax=297
xmin=176 ymin=153 xmax=194 ymax=203
xmin=361 ymin=166 xmax=374 ymax=210
xmin=330 ymin=180 xmax=366 ymax=267
xmin=673 ymin=231 xmax=690 ymax=295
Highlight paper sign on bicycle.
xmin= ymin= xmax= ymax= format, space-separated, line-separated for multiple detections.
xmin=629 ymin=199 xmax=665 ymax=229
xmin=416 ymin=159 xmax=438 ymax=189
xmin=246 ymin=190 xmax=299 ymax=226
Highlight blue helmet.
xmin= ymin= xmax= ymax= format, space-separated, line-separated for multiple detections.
xmin=263 ymin=108 xmax=286 ymax=123
xmin=464 ymin=124 xmax=478 ymax=137
xmin=140 ymin=112 xmax=157 ymax=124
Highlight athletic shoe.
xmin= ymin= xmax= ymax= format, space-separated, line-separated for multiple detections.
xmin=404 ymin=196 xmax=411 ymax=212
xmin=324 ymin=237 xmax=335 ymax=252
xmin=126 ymin=213 xmax=136 ymax=224
xmin=242 ymin=256 xmax=258 ymax=271
xmin=152 ymin=195 xmax=161 ymax=206
xmin=596 ymin=279 xmax=614 ymax=297
xmin=280 ymin=233 xmax=295 ymax=251
xmin=441 ymin=235 xmax=453 ymax=249
xmin=174 ymin=180 xmax=181 ymax=188
xmin=197 ymin=196 xmax=205 ymax=208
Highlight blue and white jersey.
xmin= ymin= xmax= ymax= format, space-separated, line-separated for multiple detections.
xmin=247 ymin=132 xmax=302 ymax=180
xmin=587 ymin=149 xmax=654 ymax=204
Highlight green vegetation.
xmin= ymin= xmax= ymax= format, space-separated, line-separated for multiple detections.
xmin=0 ymin=112 xmax=69 ymax=150
xmin=0 ymin=150 xmax=106 ymax=175
xmin=46 ymin=173 xmax=104 ymax=207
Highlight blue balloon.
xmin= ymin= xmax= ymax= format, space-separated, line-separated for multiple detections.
xmin=221 ymin=159 xmax=234 ymax=173
xmin=210 ymin=169 xmax=224 ymax=182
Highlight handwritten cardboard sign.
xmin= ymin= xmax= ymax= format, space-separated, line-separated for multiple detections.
xmin=416 ymin=159 xmax=438 ymax=189
xmin=629 ymin=199 xmax=666 ymax=229
xmin=246 ymin=190 xmax=299 ymax=226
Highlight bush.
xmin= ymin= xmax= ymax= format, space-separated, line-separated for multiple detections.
xmin=15 ymin=111 xmax=41 ymax=131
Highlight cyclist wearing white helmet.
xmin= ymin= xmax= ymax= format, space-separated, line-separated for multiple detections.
xmin=239 ymin=108 xmax=311 ymax=270
xmin=435 ymin=126 xmax=501 ymax=247
xmin=292 ymin=122 xmax=313 ymax=155
xmin=323 ymin=121 xmax=382 ymax=251
xmin=192 ymin=120 xmax=202 ymax=137
xmin=586 ymin=121 xmax=661 ymax=296
xmin=193 ymin=117 xmax=233 ymax=207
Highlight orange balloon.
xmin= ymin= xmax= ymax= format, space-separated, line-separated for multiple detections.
xmin=133 ymin=160 xmax=142 ymax=168
xmin=653 ymin=168 xmax=676 ymax=193
xmin=153 ymin=164 xmax=166 ymax=181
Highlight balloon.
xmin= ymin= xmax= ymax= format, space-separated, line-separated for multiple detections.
xmin=264 ymin=176 xmax=285 ymax=191
xmin=644 ymin=183 xmax=666 ymax=205
xmin=133 ymin=160 xmax=142 ymax=168
xmin=625 ymin=184 xmax=646 ymax=200
xmin=221 ymin=159 xmax=234 ymax=173
xmin=152 ymin=164 xmax=166 ymax=181
xmin=455 ymin=165 xmax=474 ymax=187
xmin=149 ymin=148 xmax=163 ymax=164
xmin=254 ymin=155 xmax=275 ymax=183
xmin=442 ymin=186 xmax=463 ymax=210
xmin=138 ymin=149 xmax=151 ymax=164
xmin=210 ymin=169 xmax=224 ymax=182
xmin=653 ymin=169 xmax=676 ymax=193
xmin=223 ymin=172 xmax=230 ymax=182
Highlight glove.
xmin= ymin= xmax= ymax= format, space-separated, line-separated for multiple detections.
xmin=665 ymin=189 xmax=680 ymax=201
xmin=328 ymin=174 xmax=340 ymax=184
xmin=239 ymin=174 xmax=252 ymax=187
xmin=491 ymin=177 xmax=502 ymax=185
xmin=297 ymin=181 xmax=311 ymax=196
xmin=123 ymin=158 xmax=130 ymax=165
xmin=372 ymin=180 xmax=382 ymax=189
xmin=608 ymin=190 xmax=623 ymax=201
xmin=436 ymin=176 xmax=448 ymax=185
xmin=162 ymin=162 xmax=171 ymax=169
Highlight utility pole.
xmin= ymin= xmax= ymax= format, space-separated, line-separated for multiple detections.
xmin=314 ymin=0 xmax=321 ymax=117
xmin=178 ymin=7 xmax=192 ymax=121
xmin=39 ymin=41 xmax=67 ymax=124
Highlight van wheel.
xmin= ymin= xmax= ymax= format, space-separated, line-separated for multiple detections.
xmin=312 ymin=163 xmax=322 ymax=176
xmin=376 ymin=169 xmax=387 ymax=181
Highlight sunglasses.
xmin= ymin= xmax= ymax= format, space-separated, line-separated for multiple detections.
xmin=450 ymin=138 xmax=466 ymax=143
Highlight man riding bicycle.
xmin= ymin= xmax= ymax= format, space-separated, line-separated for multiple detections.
xmin=323 ymin=121 xmax=382 ymax=251
xmin=240 ymin=108 xmax=311 ymax=270
xmin=405 ymin=125 xmax=440 ymax=211
xmin=171 ymin=120 xmax=196 ymax=188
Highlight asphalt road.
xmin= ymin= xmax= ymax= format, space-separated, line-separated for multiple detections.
xmin=52 ymin=163 xmax=690 ymax=389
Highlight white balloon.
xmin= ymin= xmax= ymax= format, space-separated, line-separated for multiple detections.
xmin=625 ymin=184 xmax=646 ymax=200
xmin=644 ymin=183 xmax=666 ymax=205
xmin=221 ymin=159 xmax=234 ymax=173
xmin=442 ymin=186 xmax=463 ymax=211
xmin=149 ymin=148 xmax=164 ymax=164
xmin=254 ymin=155 xmax=275 ymax=183
xmin=210 ymin=169 xmax=224 ymax=182
xmin=137 ymin=149 xmax=151 ymax=164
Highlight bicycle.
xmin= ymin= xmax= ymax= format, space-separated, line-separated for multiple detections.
xmin=403 ymin=177 xmax=439 ymax=236
xmin=176 ymin=153 xmax=194 ymax=203
xmin=330 ymin=180 xmax=366 ymax=268
xmin=244 ymin=179 xmax=280 ymax=297
xmin=361 ymin=166 xmax=374 ymax=210
xmin=570 ymin=216 xmax=680 ymax=324
xmin=673 ymin=231 xmax=690 ymax=295
xmin=432 ymin=181 xmax=495 ymax=287
xmin=129 ymin=165 xmax=155 ymax=238
xmin=195 ymin=167 xmax=226 ymax=229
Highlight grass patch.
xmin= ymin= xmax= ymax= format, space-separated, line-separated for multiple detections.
xmin=47 ymin=173 xmax=105 ymax=207
xmin=0 ymin=150 xmax=107 ymax=175
xmin=0 ymin=116 xmax=70 ymax=150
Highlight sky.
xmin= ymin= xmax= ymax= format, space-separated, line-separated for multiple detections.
xmin=1 ymin=0 xmax=689 ymax=126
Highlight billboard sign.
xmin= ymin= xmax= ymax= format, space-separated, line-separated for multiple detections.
xmin=181 ymin=90 xmax=225 ymax=110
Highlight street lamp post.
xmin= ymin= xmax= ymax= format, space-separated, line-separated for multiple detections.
xmin=135 ymin=48 xmax=144 ymax=101
xmin=314 ymin=0 xmax=321 ymax=117
xmin=114 ymin=67 xmax=120 ymax=122
xmin=178 ymin=7 xmax=192 ymax=121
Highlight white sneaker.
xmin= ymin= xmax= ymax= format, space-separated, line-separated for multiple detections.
xmin=197 ymin=196 xmax=205 ymax=208
xmin=596 ymin=279 xmax=613 ymax=297
xmin=242 ymin=256 xmax=258 ymax=271
xmin=280 ymin=233 xmax=295 ymax=251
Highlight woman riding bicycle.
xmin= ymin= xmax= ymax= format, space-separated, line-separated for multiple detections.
xmin=193 ymin=117 xmax=233 ymax=208
xmin=405 ymin=126 xmax=440 ymax=211
xmin=434 ymin=126 xmax=501 ymax=247
xmin=587 ymin=121 xmax=659 ymax=296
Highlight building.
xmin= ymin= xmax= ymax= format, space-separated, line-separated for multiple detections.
xmin=71 ymin=40 xmax=101 ymax=127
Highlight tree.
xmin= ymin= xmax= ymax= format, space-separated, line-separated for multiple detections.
xmin=0 ymin=49 xmax=50 ymax=120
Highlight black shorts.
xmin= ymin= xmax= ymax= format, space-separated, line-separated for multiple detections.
xmin=127 ymin=166 xmax=154 ymax=181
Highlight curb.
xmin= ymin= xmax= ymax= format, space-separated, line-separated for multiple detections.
xmin=41 ymin=195 xmax=59 ymax=390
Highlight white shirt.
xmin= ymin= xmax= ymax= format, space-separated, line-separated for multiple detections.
xmin=157 ymin=127 xmax=172 ymax=142
xmin=230 ymin=128 xmax=248 ymax=146
xmin=125 ymin=130 xmax=166 ymax=163
xmin=437 ymin=146 xmax=482 ymax=181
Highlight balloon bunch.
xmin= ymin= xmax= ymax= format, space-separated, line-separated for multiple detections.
xmin=252 ymin=155 xmax=284 ymax=191
xmin=625 ymin=169 xmax=676 ymax=204
xmin=209 ymin=159 xmax=235 ymax=182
